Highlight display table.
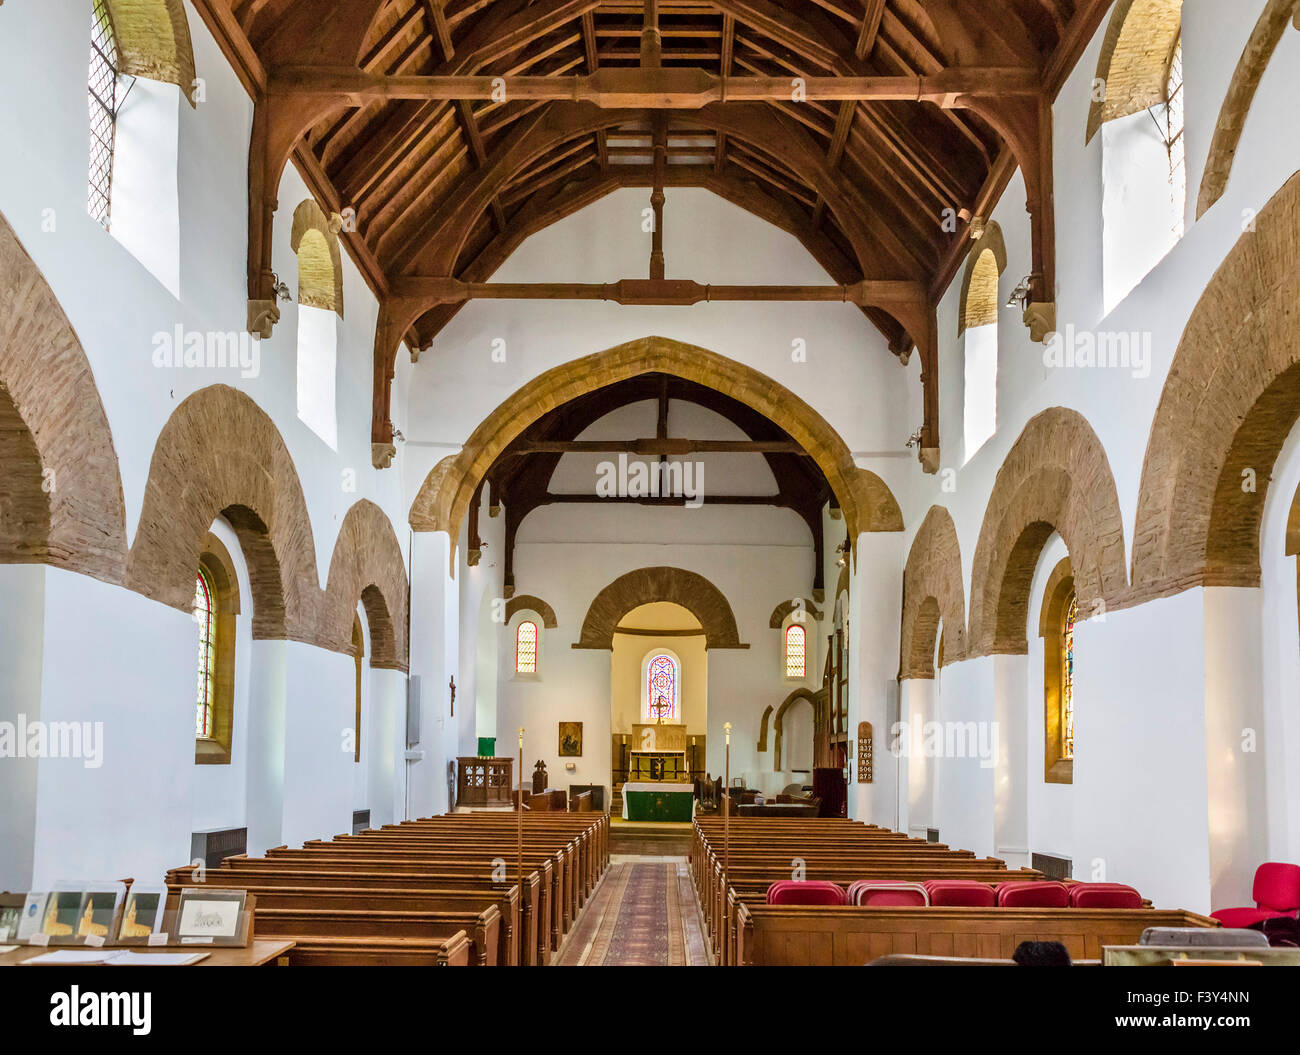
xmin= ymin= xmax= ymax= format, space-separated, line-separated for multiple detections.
xmin=622 ymin=782 xmax=695 ymax=822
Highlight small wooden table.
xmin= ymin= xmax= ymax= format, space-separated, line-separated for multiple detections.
xmin=0 ymin=939 xmax=295 ymax=966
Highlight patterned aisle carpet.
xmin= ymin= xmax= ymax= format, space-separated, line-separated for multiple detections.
xmin=554 ymin=859 xmax=711 ymax=966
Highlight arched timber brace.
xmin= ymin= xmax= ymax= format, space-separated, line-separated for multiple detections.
xmin=185 ymin=0 xmax=1104 ymax=470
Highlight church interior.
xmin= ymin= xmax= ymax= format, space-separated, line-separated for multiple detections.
xmin=3 ymin=0 xmax=1300 ymax=980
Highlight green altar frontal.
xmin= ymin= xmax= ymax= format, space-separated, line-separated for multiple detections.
xmin=622 ymin=782 xmax=695 ymax=822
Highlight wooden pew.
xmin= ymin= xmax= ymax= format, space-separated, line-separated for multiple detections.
xmin=254 ymin=905 xmax=502 ymax=966
xmin=734 ymin=903 xmax=1219 ymax=965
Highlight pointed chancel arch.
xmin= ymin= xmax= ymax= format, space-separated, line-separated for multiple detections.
xmin=0 ymin=212 xmax=127 ymax=583
xmin=1196 ymin=0 xmax=1300 ymax=218
xmin=409 ymin=336 xmax=903 ymax=567
xmin=900 ymin=506 xmax=968 ymax=679
xmin=102 ymin=0 xmax=199 ymax=106
xmin=323 ymin=500 xmax=408 ymax=670
xmin=574 ymin=567 xmax=746 ymax=651
xmin=1131 ymin=170 xmax=1300 ymax=601
xmin=126 ymin=384 xmax=320 ymax=643
xmin=968 ymin=408 xmax=1128 ymax=656
xmin=291 ymin=200 xmax=344 ymax=317
xmin=1085 ymin=0 xmax=1185 ymax=144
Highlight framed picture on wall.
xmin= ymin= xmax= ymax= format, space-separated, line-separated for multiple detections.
xmin=558 ymin=721 xmax=583 ymax=757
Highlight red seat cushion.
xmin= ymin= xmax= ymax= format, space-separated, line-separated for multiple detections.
xmin=1210 ymin=906 xmax=1294 ymax=929
xmin=848 ymin=882 xmax=928 ymax=907
xmin=996 ymin=881 xmax=1069 ymax=908
xmin=1068 ymin=883 xmax=1143 ymax=909
xmin=1253 ymin=863 xmax=1300 ymax=912
xmin=766 ymin=880 xmax=846 ymax=906
xmin=924 ymin=880 xmax=995 ymax=907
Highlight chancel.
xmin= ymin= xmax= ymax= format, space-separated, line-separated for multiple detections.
xmin=3 ymin=0 xmax=1300 ymax=986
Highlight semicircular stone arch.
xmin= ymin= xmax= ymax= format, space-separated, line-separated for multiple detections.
xmin=768 ymin=598 xmax=822 ymax=628
xmin=506 ymin=594 xmax=558 ymax=629
xmin=323 ymin=499 xmax=408 ymax=670
xmin=957 ymin=222 xmax=1008 ymax=336
xmin=968 ymin=408 xmax=1128 ymax=656
xmin=126 ymin=384 xmax=321 ymax=643
xmin=900 ymin=505 xmax=968 ymax=678
xmin=1085 ymin=0 xmax=1185 ymax=145
xmin=0 ymin=211 xmax=128 ymax=583
xmin=1132 ymin=169 xmax=1300 ymax=600
xmin=290 ymin=200 xmax=344 ymax=317
xmin=409 ymin=336 xmax=903 ymax=569
xmin=1197 ymin=0 xmax=1298 ymax=219
xmin=574 ymin=566 xmax=746 ymax=650
xmin=103 ymin=0 xmax=200 ymax=106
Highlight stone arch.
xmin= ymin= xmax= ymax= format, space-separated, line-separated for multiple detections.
xmin=1196 ymin=0 xmax=1299 ymax=218
xmin=506 ymin=594 xmax=558 ymax=629
xmin=323 ymin=500 xmax=408 ymax=671
xmin=409 ymin=336 xmax=903 ymax=568
xmin=969 ymin=409 xmax=1128 ymax=656
xmin=773 ymin=688 xmax=819 ymax=771
xmin=757 ymin=704 xmax=774 ymax=752
xmin=102 ymin=0 xmax=199 ymax=106
xmin=900 ymin=506 xmax=968 ymax=678
xmin=1085 ymin=0 xmax=1184 ymax=144
xmin=290 ymin=200 xmax=344 ymax=317
xmin=767 ymin=598 xmax=822 ymax=628
xmin=957 ymin=222 xmax=1007 ymax=335
xmin=126 ymin=384 xmax=320 ymax=642
xmin=574 ymin=566 xmax=746 ymax=650
xmin=1131 ymin=170 xmax=1300 ymax=600
xmin=0 ymin=212 xmax=128 ymax=583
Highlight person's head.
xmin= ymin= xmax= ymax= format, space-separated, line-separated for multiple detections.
xmin=1012 ymin=941 xmax=1072 ymax=966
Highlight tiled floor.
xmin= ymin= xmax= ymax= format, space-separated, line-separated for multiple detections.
xmin=554 ymin=857 xmax=712 ymax=966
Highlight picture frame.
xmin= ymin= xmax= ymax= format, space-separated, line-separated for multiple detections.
xmin=40 ymin=891 xmax=85 ymax=945
xmin=75 ymin=887 xmax=123 ymax=944
xmin=558 ymin=721 xmax=582 ymax=757
xmin=172 ymin=888 xmax=253 ymax=946
xmin=0 ymin=892 xmax=26 ymax=944
xmin=15 ymin=892 xmax=48 ymax=943
xmin=115 ymin=886 xmax=168 ymax=944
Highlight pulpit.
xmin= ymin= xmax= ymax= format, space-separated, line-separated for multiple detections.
xmin=456 ymin=756 xmax=514 ymax=808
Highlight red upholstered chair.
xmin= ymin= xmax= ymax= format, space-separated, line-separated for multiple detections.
xmin=1068 ymin=883 xmax=1143 ymax=909
xmin=996 ymin=881 xmax=1069 ymax=908
xmin=766 ymin=881 xmax=847 ymax=906
xmin=1210 ymin=862 xmax=1300 ymax=928
xmin=847 ymin=881 xmax=929 ymax=907
xmin=923 ymin=879 xmax=996 ymax=907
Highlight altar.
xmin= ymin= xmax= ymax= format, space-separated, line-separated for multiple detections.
xmin=622 ymin=782 xmax=695 ymax=822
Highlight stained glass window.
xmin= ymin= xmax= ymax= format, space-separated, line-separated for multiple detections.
xmin=194 ymin=568 xmax=215 ymax=739
xmin=1062 ymin=594 xmax=1077 ymax=761
xmin=87 ymin=0 xmax=119 ymax=229
xmin=647 ymin=653 xmax=678 ymax=721
xmin=516 ymin=620 xmax=538 ymax=674
xmin=784 ymin=624 xmax=807 ymax=678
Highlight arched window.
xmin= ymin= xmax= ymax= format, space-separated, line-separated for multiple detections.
xmin=1093 ymin=2 xmax=1187 ymax=312
xmin=293 ymin=201 xmax=343 ymax=450
xmin=784 ymin=623 xmax=807 ymax=678
xmin=87 ymin=0 xmax=120 ymax=229
xmin=1040 ymin=558 xmax=1075 ymax=784
xmin=194 ymin=567 xmax=215 ymax=739
xmin=646 ymin=653 xmax=678 ymax=722
xmin=515 ymin=620 xmax=538 ymax=674
xmin=958 ymin=225 xmax=1005 ymax=462
xmin=352 ymin=615 xmax=364 ymax=763
xmin=194 ymin=539 xmax=238 ymax=764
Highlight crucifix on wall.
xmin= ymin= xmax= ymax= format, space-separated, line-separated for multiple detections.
xmin=449 ymin=676 xmax=456 ymax=717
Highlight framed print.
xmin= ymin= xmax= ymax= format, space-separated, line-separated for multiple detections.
xmin=75 ymin=888 xmax=122 ymax=943
xmin=41 ymin=891 xmax=83 ymax=944
xmin=174 ymin=889 xmax=250 ymax=946
xmin=0 ymin=893 xmax=22 ymax=943
xmin=116 ymin=887 xmax=167 ymax=943
xmin=558 ymin=721 xmax=582 ymax=757
xmin=14 ymin=892 xmax=47 ymax=943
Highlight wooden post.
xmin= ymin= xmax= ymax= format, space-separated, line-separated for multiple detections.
xmin=517 ymin=727 xmax=524 ymax=902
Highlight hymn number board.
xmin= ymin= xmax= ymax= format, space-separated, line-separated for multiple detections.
xmin=857 ymin=722 xmax=873 ymax=783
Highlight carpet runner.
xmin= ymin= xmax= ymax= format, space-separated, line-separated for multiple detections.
xmin=555 ymin=859 xmax=710 ymax=966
